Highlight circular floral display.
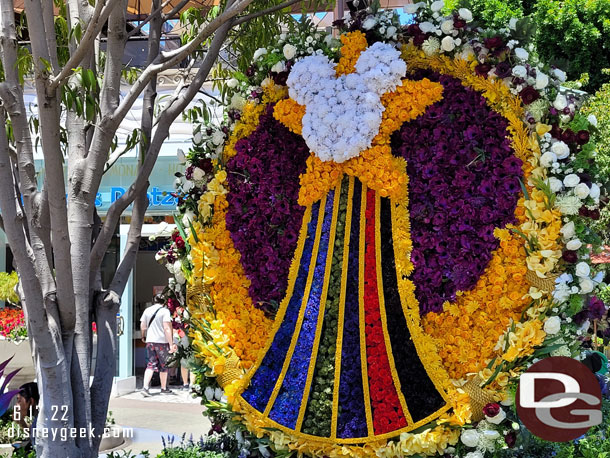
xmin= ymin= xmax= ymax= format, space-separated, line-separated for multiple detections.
xmin=175 ymin=2 xmax=608 ymax=457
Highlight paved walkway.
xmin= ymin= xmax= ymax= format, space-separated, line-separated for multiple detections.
xmin=99 ymin=387 xmax=211 ymax=457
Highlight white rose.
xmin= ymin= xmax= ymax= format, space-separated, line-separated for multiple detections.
xmin=553 ymin=94 xmax=568 ymax=111
xmin=226 ymin=78 xmax=239 ymax=88
xmin=560 ymin=221 xmax=575 ymax=239
xmin=509 ymin=17 xmax=518 ymax=30
xmin=419 ymin=21 xmax=436 ymax=34
xmin=465 ymin=452 xmax=484 ymax=458
xmin=487 ymin=408 xmax=507 ymax=424
xmin=544 ymin=316 xmax=561 ymax=335
xmin=551 ymin=141 xmax=570 ymax=159
xmin=514 ymin=47 xmax=529 ymax=61
xmin=271 ymin=61 xmax=286 ymax=73
xmin=588 ymin=114 xmax=598 ymax=127
xmin=177 ymin=149 xmax=186 ymax=164
xmin=548 ymin=176 xmax=563 ymax=192
xmin=182 ymin=210 xmax=195 ymax=228
xmin=362 ymin=17 xmax=377 ymax=30
xmin=535 ymin=72 xmax=549 ymax=89
xmin=563 ymin=174 xmax=580 ymax=188
xmin=431 ymin=0 xmax=444 ymax=12
xmin=575 ymin=262 xmax=591 ymax=278
xmin=441 ymin=36 xmax=456 ymax=52
xmin=212 ymin=130 xmax=225 ymax=146
xmin=554 ymin=68 xmax=567 ymax=82
xmin=461 ymin=429 xmax=480 ymax=448
xmin=175 ymin=268 xmax=186 ymax=284
xmin=404 ymin=2 xmax=424 ymax=13
xmin=459 ymin=8 xmax=473 ymax=21
xmin=214 ymin=387 xmax=224 ymax=400
xmin=590 ymin=183 xmax=601 ymax=200
xmin=253 ymin=47 xmax=267 ymax=61
xmin=540 ymin=151 xmax=557 ymax=167
xmin=512 ymin=65 xmax=527 ymax=78
xmin=580 ymin=277 xmax=595 ymax=294
xmin=386 ymin=26 xmax=397 ymax=38
xmin=283 ymin=43 xmax=297 ymax=60
xmin=192 ymin=167 xmax=205 ymax=181
xmin=459 ymin=44 xmax=475 ymax=61
xmin=566 ymin=239 xmax=582 ymax=250
xmin=230 ymin=93 xmax=246 ymax=110
xmin=441 ymin=20 xmax=454 ymax=34
xmin=574 ymin=183 xmax=590 ymax=199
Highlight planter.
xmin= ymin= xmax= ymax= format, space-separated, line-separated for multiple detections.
xmin=0 ymin=443 xmax=13 ymax=456
xmin=0 ymin=339 xmax=35 ymax=391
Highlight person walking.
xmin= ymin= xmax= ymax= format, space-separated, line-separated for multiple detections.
xmin=140 ymin=294 xmax=177 ymax=396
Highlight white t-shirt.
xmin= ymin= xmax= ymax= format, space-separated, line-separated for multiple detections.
xmin=140 ymin=304 xmax=172 ymax=344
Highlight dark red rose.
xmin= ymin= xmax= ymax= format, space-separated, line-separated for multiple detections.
xmin=577 ymin=129 xmax=591 ymax=145
xmin=245 ymin=65 xmax=256 ymax=77
xmin=550 ymin=124 xmax=562 ymax=140
xmin=171 ymin=231 xmax=179 ymax=242
xmin=484 ymin=36 xmax=504 ymax=49
xmin=483 ymin=402 xmax=501 ymax=418
xmin=406 ymin=24 xmax=422 ymax=36
xmin=272 ymin=71 xmax=289 ymax=86
xmin=453 ymin=18 xmax=467 ymax=28
xmin=174 ymin=235 xmax=185 ymax=250
xmin=505 ymin=431 xmax=517 ymax=448
xmin=413 ymin=33 xmax=427 ymax=46
xmin=520 ymin=86 xmax=540 ymax=105
xmin=475 ymin=63 xmax=492 ymax=76
xmin=589 ymin=209 xmax=601 ymax=220
xmin=198 ymin=158 xmax=214 ymax=174
xmin=184 ymin=165 xmax=194 ymax=180
xmin=562 ymin=250 xmax=578 ymax=263
xmin=562 ymin=128 xmax=576 ymax=144
xmin=495 ymin=61 xmax=512 ymax=78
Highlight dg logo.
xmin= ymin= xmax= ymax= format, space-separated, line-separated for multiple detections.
xmin=516 ymin=356 xmax=603 ymax=442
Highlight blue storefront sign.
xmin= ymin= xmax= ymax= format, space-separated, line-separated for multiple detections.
xmin=36 ymin=153 xmax=182 ymax=215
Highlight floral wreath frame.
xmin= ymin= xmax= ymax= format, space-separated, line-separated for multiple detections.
xmin=181 ymin=4 xmax=607 ymax=457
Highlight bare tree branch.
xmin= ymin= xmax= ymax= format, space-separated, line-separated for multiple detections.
xmin=162 ymin=0 xmax=192 ymax=21
xmin=111 ymin=0 xmax=252 ymax=126
xmin=233 ymin=0 xmax=303 ymax=26
xmin=90 ymin=12 xmax=235 ymax=282
xmin=127 ymin=0 xmax=172 ymax=38
xmin=49 ymin=0 xmax=124 ymax=92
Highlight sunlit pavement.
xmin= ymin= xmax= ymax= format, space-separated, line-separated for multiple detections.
xmin=99 ymin=385 xmax=210 ymax=457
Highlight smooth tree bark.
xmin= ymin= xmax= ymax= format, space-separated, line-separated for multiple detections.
xmin=0 ymin=0 xmax=303 ymax=455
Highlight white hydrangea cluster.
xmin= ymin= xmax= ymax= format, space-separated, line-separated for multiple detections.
xmin=287 ymin=42 xmax=406 ymax=163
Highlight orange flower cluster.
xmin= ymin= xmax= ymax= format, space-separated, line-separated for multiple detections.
xmin=273 ymin=98 xmax=305 ymax=135
xmin=422 ymin=233 xmax=531 ymax=380
xmin=335 ymin=31 xmax=368 ymax=76
xmin=189 ymin=195 xmax=271 ymax=369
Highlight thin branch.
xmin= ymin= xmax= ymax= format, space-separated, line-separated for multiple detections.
xmin=126 ymin=0 xmax=173 ymax=39
xmin=111 ymin=0 xmax=252 ymax=126
xmin=233 ymin=0 xmax=303 ymax=26
xmin=198 ymin=89 xmax=223 ymax=105
xmin=162 ymin=0 xmax=192 ymax=21
xmin=49 ymin=0 xmax=124 ymax=92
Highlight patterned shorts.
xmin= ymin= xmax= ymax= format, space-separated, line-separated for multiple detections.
xmin=146 ymin=342 xmax=170 ymax=372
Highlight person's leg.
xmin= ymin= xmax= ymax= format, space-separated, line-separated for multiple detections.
xmin=159 ymin=370 xmax=168 ymax=390
xmin=158 ymin=343 xmax=171 ymax=391
xmin=181 ymin=366 xmax=189 ymax=385
xmin=143 ymin=368 xmax=154 ymax=389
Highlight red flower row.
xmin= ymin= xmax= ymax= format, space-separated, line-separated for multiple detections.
xmin=363 ymin=189 xmax=407 ymax=434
